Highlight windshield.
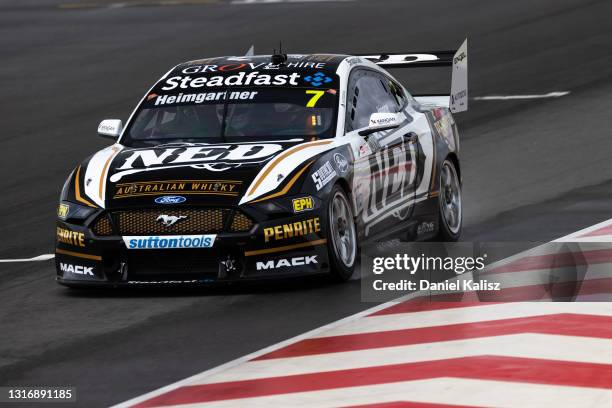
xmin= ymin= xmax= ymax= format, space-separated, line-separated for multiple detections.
xmin=123 ymin=87 xmax=338 ymax=147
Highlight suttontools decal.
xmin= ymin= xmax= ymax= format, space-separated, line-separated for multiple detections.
xmin=123 ymin=235 xmax=216 ymax=249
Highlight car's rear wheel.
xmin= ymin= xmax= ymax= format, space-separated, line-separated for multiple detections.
xmin=437 ymin=159 xmax=462 ymax=241
xmin=327 ymin=185 xmax=357 ymax=281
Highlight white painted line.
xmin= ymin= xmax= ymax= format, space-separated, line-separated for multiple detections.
xmin=562 ymin=236 xmax=612 ymax=243
xmin=194 ymin=334 xmax=612 ymax=384
xmin=173 ymin=378 xmax=612 ymax=408
xmin=473 ymin=91 xmax=570 ymax=101
xmin=556 ymin=218 xmax=612 ymax=241
xmin=315 ymin=302 xmax=612 ymax=338
xmin=0 ymin=254 xmax=55 ymax=263
xmin=232 ymin=0 xmax=353 ymax=4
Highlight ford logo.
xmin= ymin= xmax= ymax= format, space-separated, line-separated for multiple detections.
xmin=154 ymin=196 xmax=186 ymax=205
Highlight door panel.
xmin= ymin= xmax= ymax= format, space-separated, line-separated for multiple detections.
xmin=344 ymin=68 xmax=420 ymax=239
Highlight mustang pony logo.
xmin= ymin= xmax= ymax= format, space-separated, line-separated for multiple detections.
xmin=156 ymin=215 xmax=187 ymax=227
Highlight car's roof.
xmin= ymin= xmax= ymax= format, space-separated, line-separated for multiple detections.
xmin=171 ymin=54 xmax=351 ymax=76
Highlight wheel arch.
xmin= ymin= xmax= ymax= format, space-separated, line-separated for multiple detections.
xmin=445 ymin=152 xmax=461 ymax=185
xmin=333 ymin=177 xmax=359 ymax=219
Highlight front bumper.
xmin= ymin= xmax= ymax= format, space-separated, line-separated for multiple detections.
xmin=55 ymin=205 xmax=330 ymax=287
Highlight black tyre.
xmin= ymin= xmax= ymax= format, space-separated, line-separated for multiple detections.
xmin=327 ymin=185 xmax=357 ymax=281
xmin=437 ymin=159 xmax=462 ymax=241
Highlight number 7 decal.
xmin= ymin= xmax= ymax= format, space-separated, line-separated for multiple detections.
xmin=306 ymin=90 xmax=325 ymax=107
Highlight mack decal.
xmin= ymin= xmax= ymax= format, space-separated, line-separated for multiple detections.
xmin=256 ymin=255 xmax=318 ymax=270
xmin=60 ymin=263 xmax=94 ymax=276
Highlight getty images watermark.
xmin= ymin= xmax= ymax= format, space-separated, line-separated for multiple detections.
xmin=360 ymin=242 xmax=495 ymax=302
xmin=371 ymin=252 xmax=495 ymax=292
xmin=360 ymin=241 xmax=600 ymax=302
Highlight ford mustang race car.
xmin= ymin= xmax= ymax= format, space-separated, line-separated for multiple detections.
xmin=55 ymin=40 xmax=468 ymax=286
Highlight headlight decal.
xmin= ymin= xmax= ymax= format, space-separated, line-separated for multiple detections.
xmin=249 ymin=161 xmax=314 ymax=204
xmin=74 ymin=166 xmax=97 ymax=208
xmin=241 ymin=140 xmax=335 ymax=204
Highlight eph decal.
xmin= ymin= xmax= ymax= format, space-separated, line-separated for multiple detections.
xmin=57 ymin=204 xmax=69 ymax=219
xmin=110 ymin=144 xmax=283 ymax=182
xmin=292 ymin=196 xmax=314 ymax=213
xmin=114 ymin=180 xmax=241 ymax=199
xmin=56 ymin=227 xmax=85 ymax=247
xmin=60 ymin=263 xmax=94 ymax=276
xmin=311 ymin=161 xmax=337 ymax=191
xmin=263 ymin=218 xmax=321 ymax=243
xmin=161 ymin=72 xmax=301 ymax=91
xmin=123 ymin=234 xmax=216 ymax=249
xmin=256 ymin=255 xmax=318 ymax=270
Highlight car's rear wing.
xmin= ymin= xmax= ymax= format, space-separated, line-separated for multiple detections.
xmin=357 ymin=38 xmax=468 ymax=113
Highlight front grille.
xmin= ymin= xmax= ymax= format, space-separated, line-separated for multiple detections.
xmin=127 ymin=249 xmax=219 ymax=280
xmin=92 ymin=215 xmax=113 ymax=236
xmin=230 ymin=211 xmax=254 ymax=232
xmin=109 ymin=208 xmax=254 ymax=235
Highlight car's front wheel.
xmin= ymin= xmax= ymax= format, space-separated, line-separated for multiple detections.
xmin=437 ymin=158 xmax=462 ymax=241
xmin=327 ymin=185 xmax=357 ymax=281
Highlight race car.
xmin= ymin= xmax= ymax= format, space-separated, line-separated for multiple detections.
xmin=55 ymin=40 xmax=468 ymax=286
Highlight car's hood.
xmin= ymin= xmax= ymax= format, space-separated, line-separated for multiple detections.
xmin=100 ymin=140 xmax=305 ymax=208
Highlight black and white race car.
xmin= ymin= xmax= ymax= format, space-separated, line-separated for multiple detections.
xmin=55 ymin=41 xmax=468 ymax=286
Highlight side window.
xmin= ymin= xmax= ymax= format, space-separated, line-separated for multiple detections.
xmin=345 ymin=70 xmax=399 ymax=132
xmin=388 ymin=79 xmax=408 ymax=110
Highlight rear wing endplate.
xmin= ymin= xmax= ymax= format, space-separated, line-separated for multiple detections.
xmin=358 ymin=38 xmax=468 ymax=112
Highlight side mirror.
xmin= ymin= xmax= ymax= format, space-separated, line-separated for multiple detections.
xmin=97 ymin=119 xmax=123 ymax=139
xmin=358 ymin=112 xmax=401 ymax=137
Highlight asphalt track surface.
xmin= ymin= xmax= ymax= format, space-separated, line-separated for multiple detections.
xmin=1 ymin=0 xmax=612 ymax=406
